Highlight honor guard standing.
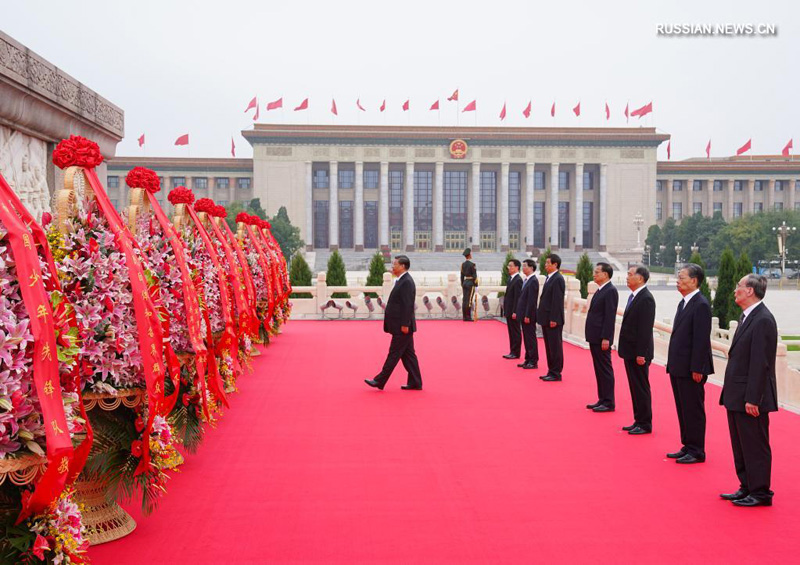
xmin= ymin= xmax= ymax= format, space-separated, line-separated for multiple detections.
xmin=461 ymin=248 xmax=477 ymax=322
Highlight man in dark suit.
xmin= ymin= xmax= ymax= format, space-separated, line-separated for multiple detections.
xmin=515 ymin=259 xmax=539 ymax=369
xmin=585 ymin=262 xmax=619 ymax=412
xmin=365 ymin=255 xmax=423 ymax=391
xmin=665 ymin=264 xmax=714 ymax=464
xmin=537 ymin=254 xmax=565 ymax=382
xmin=720 ymin=274 xmax=778 ymax=507
xmin=461 ymin=248 xmax=478 ymax=321
xmin=502 ymin=259 xmax=523 ymax=359
xmin=618 ymin=264 xmax=656 ymax=435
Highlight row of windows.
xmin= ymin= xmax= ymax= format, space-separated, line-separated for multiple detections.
xmin=657 ymin=179 xmax=800 ymax=192
xmin=107 ymin=175 xmax=250 ymax=190
xmin=656 ymin=200 xmax=796 ymax=220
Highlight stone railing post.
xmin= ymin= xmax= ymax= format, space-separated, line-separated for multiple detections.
xmin=564 ymin=278 xmax=581 ymax=336
xmin=316 ymin=272 xmax=327 ymax=313
xmin=382 ymin=272 xmax=392 ymax=302
xmin=446 ymin=273 xmax=459 ymax=304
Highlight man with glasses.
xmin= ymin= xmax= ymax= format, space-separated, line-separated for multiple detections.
xmin=720 ymin=274 xmax=778 ymax=507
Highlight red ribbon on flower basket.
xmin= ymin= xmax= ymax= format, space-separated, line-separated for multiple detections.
xmin=77 ymin=166 xmax=167 ymax=477
xmin=259 ymin=222 xmax=285 ymax=305
xmin=217 ymin=208 xmax=260 ymax=336
xmin=0 ymin=173 xmax=78 ymax=522
xmin=197 ymin=199 xmax=256 ymax=341
xmin=127 ymin=168 xmax=211 ymax=419
xmin=241 ymin=216 xmax=275 ymax=328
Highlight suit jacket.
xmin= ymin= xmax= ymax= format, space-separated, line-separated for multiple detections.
xmin=536 ymin=271 xmax=565 ymax=326
xmin=617 ymin=286 xmax=656 ymax=361
xmin=585 ymin=282 xmax=619 ymax=345
xmin=515 ymin=275 xmax=540 ymax=323
xmin=666 ymin=293 xmax=714 ymax=377
xmin=503 ymin=274 xmax=523 ymax=320
xmin=720 ymin=302 xmax=778 ymax=413
xmin=383 ymin=273 xmax=417 ymax=335
xmin=461 ymin=260 xmax=477 ymax=287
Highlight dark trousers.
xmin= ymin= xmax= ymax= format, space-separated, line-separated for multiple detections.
xmin=669 ymin=373 xmax=707 ymax=457
xmin=589 ymin=343 xmax=615 ymax=407
xmin=541 ymin=324 xmax=563 ymax=377
xmin=623 ymin=358 xmax=652 ymax=430
xmin=506 ymin=316 xmax=521 ymax=356
xmin=521 ymin=320 xmax=538 ymax=364
xmin=462 ymin=284 xmax=473 ymax=321
xmin=376 ymin=332 xmax=423 ymax=388
xmin=727 ymin=410 xmax=772 ymax=499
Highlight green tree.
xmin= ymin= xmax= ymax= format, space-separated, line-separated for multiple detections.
xmin=225 ymin=197 xmax=268 ymax=231
xmin=498 ymin=251 xmax=516 ymax=297
xmin=248 ymin=198 xmax=267 ymax=219
xmin=713 ymin=248 xmax=736 ymax=329
xmin=688 ymin=251 xmax=712 ymax=304
xmin=269 ymin=206 xmax=304 ymax=260
xmin=326 ymin=249 xmax=349 ymax=298
xmin=365 ymin=252 xmax=386 ymax=298
xmin=576 ymin=252 xmax=593 ymax=299
xmin=730 ymin=251 xmax=753 ymax=323
xmin=538 ymin=247 xmax=552 ymax=274
xmin=289 ymin=252 xmax=312 ymax=299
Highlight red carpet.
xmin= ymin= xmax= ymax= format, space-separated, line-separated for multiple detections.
xmin=90 ymin=320 xmax=800 ymax=564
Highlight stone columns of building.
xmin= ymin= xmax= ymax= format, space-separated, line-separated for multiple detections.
xmin=305 ymin=161 xmax=313 ymax=251
xmin=379 ymin=161 xmax=389 ymax=251
xmin=354 ymin=161 xmax=364 ymax=251
xmin=789 ymin=178 xmax=797 ymax=211
xmin=599 ymin=163 xmax=608 ymax=251
xmin=499 ymin=162 xmax=510 ymax=251
xmin=766 ymin=179 xmax=774 ymax=210
xmin=574 ymin=163 xmax=584 ymax=251
xmin=549 ymin=163 xmax=560 ymax=249
xmin=745 ymin=179 xmax=754 ymax=214
xmin=471 ymin=161 xmax=481 ymax=250
xmin=728 ymin=179 xmax=736 ymax=219
xmin=525 ymin=162 xmax=535 ymax=252
xmin=665 ymin=177 xmax=673 ymax=220
xmin=404 ymin=162 xmax=415 ymax=251
xmin=706 ymin=178 xmax=714 ymax=217
xmin=434 ymin=162 xmax=444 ymax=252
xmin=686 ymin=178 xmax=694 ymax=216
xmin=328 ymin=161 xmax=339 ymax=250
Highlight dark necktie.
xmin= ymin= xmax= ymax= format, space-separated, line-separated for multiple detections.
xmin=732 ymin=313 xmax=746 ymax=342
xmin=675 ymin=299 xmax=685 ymax=321
xmin=625 ymin=293 xmax=634 ymax=312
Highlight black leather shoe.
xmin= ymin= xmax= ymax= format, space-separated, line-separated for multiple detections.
xmin=364 ymin=379 xmax=384 ymax=390
xmin=541 ymin=375 xmax=562 ymax=382
xmin=676 ymin=453 xmax=705 ymax=464
xmin=522 ymin=363 xmax=538 ymax=370
xmin=539 ymin=375 xmax=549 ymax=380
xmin=622 ymin=424 xmax=637 ymax=431
xmin=586 ymin=402 xmax=601 ymax=409
xmin=401 ymin=385 xmax=422 ymax=390
xmin=517 ymin=362 xmax=527 ymax=367
xmin=628 ymin=426 xmax=652 ymax=435
xmin=667 ymin=449 xmax=687 ymax=459
xmin=503 ymin=354 xmax=520 ymax=359
xmin=732 ymin=495 xmax=772 ymax=507
xmin=592 ymin=405 xmax=615 ymax=413
xmin=720 ymin=489 xmax=749 ymax=501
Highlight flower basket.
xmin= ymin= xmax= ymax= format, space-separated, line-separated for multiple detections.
xmin=74 ymin=475 xmax=136 ymax=545
xmin=0 ymin=455 xmax=47 ymax=488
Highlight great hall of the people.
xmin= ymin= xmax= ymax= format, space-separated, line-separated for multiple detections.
xmin=105 ymin=124 xmax=800 ymax=255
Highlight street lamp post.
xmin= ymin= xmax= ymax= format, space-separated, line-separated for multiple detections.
xmin=773 ymin=221 xmax=797 ymax=278
xmin=691 ymin=242 xmax=699 ymax=257
xmin=674 ymin=242 xmax=683 ymax=275
xmin=633 ymin=212 xmax=644 ymax=249
xmin=644 ymin=244 xmax=651 ymax=266
xmin=659 ymin=245 xmax=666 ymax=267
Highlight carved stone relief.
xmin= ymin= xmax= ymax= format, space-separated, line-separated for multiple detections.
xmin=0 ymin=124 xmax=51 ymax=220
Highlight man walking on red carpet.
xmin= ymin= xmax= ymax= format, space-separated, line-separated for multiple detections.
xmin=366 ymin=255 xmax=423 ymax=391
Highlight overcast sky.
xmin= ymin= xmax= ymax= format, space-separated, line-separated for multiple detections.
xmin=3 ymin=0 xmax=797 ymax=160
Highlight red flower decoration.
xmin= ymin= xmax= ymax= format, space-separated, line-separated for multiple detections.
xmin=194 ymin=198 xmax=215 ymax=214
xmin=235 ymin=212 xmax=250 ymax=224
xmin=213 ymin=204 xmax=227 ymax=218
xmin=52 ymin=135 xmax=104 ymax=169
xmin=168 ymin=186 xmax=195 ymax=205
xmin=126 ymin=167 xmax=161 ymax=193
xmin=40 ymin=211 xmax=52 ymax=227
xmin=264 ymin=221 xmax=272 ymax=230
xmin=32 ymin=534 xmax=50 ymax=560
xmin=130 ymin=440 xmax=143 ymax=458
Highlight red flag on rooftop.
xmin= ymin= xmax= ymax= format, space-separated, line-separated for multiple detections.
xmin=782 ymin=139 xmax=793 ymax=157
xmin=605 ymin=102 xmax=610 ymax=121
xmin=294 ymin=98 xmax=309 ymax=111
xmin=357 ymin=98 xmax=366 ymax=112
xmin=630 ymin=101 xmax=653 ymax=119
xmin=175 ymin=134 xmax=189 ymax=146
xmin=266 ymin=97 xmax=283 ymax=111
xmin=244 ymin=96 xmax=257 ymax=113
xmin=380 ymin=99 xmax=386 ymax=112
xmin=231 ymin=137 xmax=236 ymax=158
xmin=550 ymin=102 xmax=555 ymax=117
xmin=667 ymin=140 xmax=671 ymax=160
xmin=736 ymin=139 xmax=752 ymax=156
xmin=624 ymin=102 xmax=629 ymax=122
xmin=523 ymin=101 xmax=531 ymax=118
xmin=430 ymin=100 xmax=439 ymax=111
xmin=462 ymin=100 xmax=476 ymax=112
xmin=331 ymin=99 xmax=338 ymax=116
xmin=706 ymin=140 xmax=711 ymax=159
xmin=573 ymin=102 xmax=581 ymax=117
xmin=138 ymin=134 xmax=145 ymax=147
xmin=253 ymin=104 xmax=259 ymax=121
xmin=402 ymin=99 xmax=410 ymax=112
xmin=448 ymin=89 xmax=459 ymax=102
xmin=499 ymin=102 xmax=506 ymax=121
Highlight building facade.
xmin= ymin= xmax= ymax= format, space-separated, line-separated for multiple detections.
xmin=242 ymin=125 xmax=669 ymax=253
xmin=655 ymin=157 xmax=800 ymax=223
